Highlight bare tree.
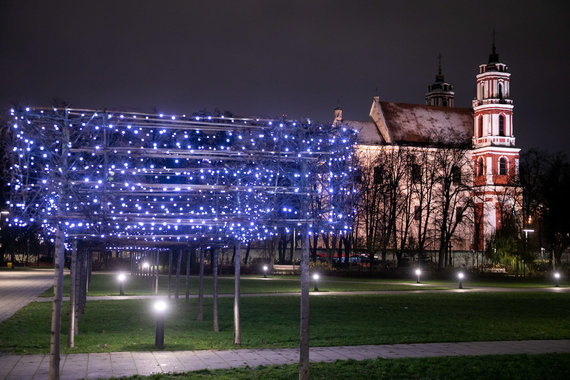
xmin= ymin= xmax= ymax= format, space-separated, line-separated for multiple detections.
xmin=432 ymin=145 xmax=473 ymax=269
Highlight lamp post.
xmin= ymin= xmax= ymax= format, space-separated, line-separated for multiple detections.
xmin=118 ymin=273 xmax=126 ymax=296
xmin=313 ymin=273 xmax=319 ymax=292
xmin=457 ymin=272 xmax=464 ymax=289
xmin=142 ymin=261 xmax=150 ymax=276
xmin=154 ymin=300 xmax=167 ymax=348
xmin=554 ymin=272 xmax=560 ymax=287
xmin=263 ymin=265 xmax=268 ymax=278
xmin=415 ymin=268 xmax=421 ymax=284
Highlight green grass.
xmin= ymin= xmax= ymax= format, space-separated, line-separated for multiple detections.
xmin=116 ymin=354 xmax=570 ymax=379
xmin=2 ymin=292 xmax=569 ymax=354
xmin=39 ymin=272 xmax=564 ymax=298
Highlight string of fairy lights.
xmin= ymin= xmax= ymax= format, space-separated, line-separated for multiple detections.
xmin=7 ymin=107 xmax=358 ymax=245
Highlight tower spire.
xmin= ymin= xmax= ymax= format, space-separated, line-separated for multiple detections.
xmin=489 ymin=29 xmax=499 ymax=63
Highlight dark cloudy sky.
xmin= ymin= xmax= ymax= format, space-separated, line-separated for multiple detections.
xmin=1 ymin=0 xmax=569 ymax=155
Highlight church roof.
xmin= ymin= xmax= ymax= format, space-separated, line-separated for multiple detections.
xmin=378 ymin=102 xmax=473 ymax=145
xmin=342 ymin=120 xmax=383 ymax=145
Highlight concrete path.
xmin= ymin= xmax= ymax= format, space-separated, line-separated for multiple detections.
xmin=0 ymin=270 xmax=53 ymax=323
xmin=0 ymin=339 xmax=568 ymax=379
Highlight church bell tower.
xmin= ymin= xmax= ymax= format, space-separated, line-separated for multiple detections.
xmin=425 ymin=55 xmax=454 ymax=107
xmin=471 ymin=39 xmax=521 ymax=250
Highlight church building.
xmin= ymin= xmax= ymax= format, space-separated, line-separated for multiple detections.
xmin=336 ymin=44 xmax=520 ymax=266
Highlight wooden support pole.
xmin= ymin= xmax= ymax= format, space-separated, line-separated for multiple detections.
xmin=198 ymin=246 xmax=204 ymax=321
xmin=175 ymin=248 xmax=182 ymax=304
xmin=168 ymin=249 xmax=173 ymax=299
xmin=74 ymin=248 xmax=81 ymax=332
xmin=299 ymin=225 xmax=310 ymax=380
xmin=68 ymin=240 xmax=77 ymax=348
xmin=213 ymin=247 xmax=219 ymax=332
xmin=49 ymin=226 xmax=64 ymax=380
xmin=233 ymin=241 xmax=241 ymax=345
xmin=299 ymin=160 xmax=310 ymax=380
xmin=155 ymin=250 xmax=159 ymax=295
xmin=185 ymin=248 xmax=191 ymax=311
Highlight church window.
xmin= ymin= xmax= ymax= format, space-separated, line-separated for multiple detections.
xmin=452 ymin=166 xmax=462 ymax=185
xmin=411 ymin=163 xmax=421 ymax=183
xmin=478 ymin=158 xmax=485 ymax=176
xmin=499 ymin=157 xmax=507 ymax=175
xmin=373 ymin=166 xmax=383 ymax=184
xmin=499 ymin=83 xmax=503 ymax=99
xmin=456 ymin=206 xmax=464 ymax=223
xmin=499 ymin=115 xmax=505 ymax=136
xmin=478 ymin=116 xmax=483 ymax=137
xmin=414 ymin=206 xmax=421 ymax=221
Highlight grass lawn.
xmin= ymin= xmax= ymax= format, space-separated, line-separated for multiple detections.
xmin=39 ymin=272 xmax=563 ymax=298
xmin=1 ymin=292 xmax=569 ymax=354
xmin=116 ymin=354 xmax=570 ymax=379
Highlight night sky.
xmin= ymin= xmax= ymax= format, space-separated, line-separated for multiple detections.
xmin=1 ymin=1 xmax=569 ymax=155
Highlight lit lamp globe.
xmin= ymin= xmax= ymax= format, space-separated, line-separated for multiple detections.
xmin=313 ymin=273 xmax=320 ymax=292
xmin=263 ymin=265 xmax=268 ymax=278
xmin=154 ymin=300 xmax=167 ymax=348
xmin=118 ymin=273 xmax=126 ymax=296
xmin=415 ymin=268 xmax=421 ymax=284
xmin=457 ymin=272 xmax=465 ymax=289
xmin=554 ymin=272 xmax=561 ymax=287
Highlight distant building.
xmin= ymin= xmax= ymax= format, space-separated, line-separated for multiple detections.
xmin=336 ymin=44 xmax=520 ymax=266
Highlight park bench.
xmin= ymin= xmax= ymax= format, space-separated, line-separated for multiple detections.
xmin=272 ymin=264 xmax=300 ymax=275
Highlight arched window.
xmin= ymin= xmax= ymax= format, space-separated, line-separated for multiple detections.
xmin=499 ymin=115 xmax=505 ymax=136
xmin=499 ymin=157 xmax=507 ymax=175
xmin=478 ymin=158 xmax=485 ymax=176
xmin=498 ymin=83 xmax=503 ymax=99
xmin=478 ymin=116 xmax=483 ymax=137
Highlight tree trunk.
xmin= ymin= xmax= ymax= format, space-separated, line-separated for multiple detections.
xmin=49 ymin=226 xmax=64 ymax=380
xmin=175 ymin=248 xmax=182 ymax=303
xmin=234 ymin=241 xmax=241 ymax=345
xmin=198 ymin=246 xmax=205 ymax=321
xmin=68 ymin=240 xmax=77 ymax=348
xmin=185 ymin=248 xmax=191 ymax=311
xmin=212 ymin=248 xmax=219 ymax=332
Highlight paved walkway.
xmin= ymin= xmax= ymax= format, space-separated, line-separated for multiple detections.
xmin=1 ymin=340 xmax=568 ymax=379
xmin=0 ymin=270 xmax=54 ymax=323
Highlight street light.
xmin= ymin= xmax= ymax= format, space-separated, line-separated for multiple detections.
xmin=154 ymin=300 xmax=167 ymax=348
xmin=118 ymin=273 xmax=126 ymax=296
xmin=554 ymin=272 xmax=561 ymax=287
xmin=313 ymin=273 xmax=320 ymax=292
xmin=142 ymin=262 xmax=150 ymax=276
xmin=415 ymin=268 xmax=421 ymax=284
xmin=263 ymin=265 xmax=268 ymax=278
xmin=457 ymin=272 xmax=464 ymax=289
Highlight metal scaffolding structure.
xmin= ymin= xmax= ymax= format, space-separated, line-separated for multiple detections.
xmin=8 ymin=107 xmax=357 ymax=244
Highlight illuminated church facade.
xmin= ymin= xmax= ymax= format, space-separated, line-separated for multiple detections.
xmin=336 ymin=45 xmax=520 ymax=265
